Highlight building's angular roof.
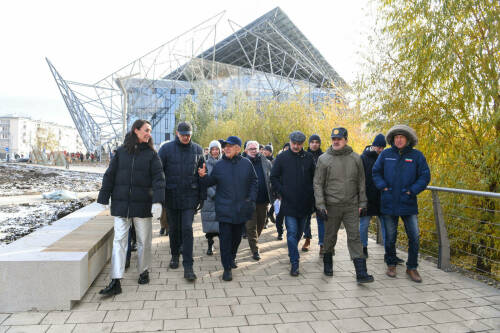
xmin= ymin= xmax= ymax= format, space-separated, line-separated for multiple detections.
xmin=167 ymin=7 xmax=345 ymax=89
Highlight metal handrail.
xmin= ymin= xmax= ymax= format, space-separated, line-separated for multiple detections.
xmin=427 ymin=186 xmax=500 ymax=199
xmin=375 ymin=185 xmax=499 ymax=278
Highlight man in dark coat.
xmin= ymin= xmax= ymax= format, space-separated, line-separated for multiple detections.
xmin=359 ymin=133 xmax=387 ymax=257
xmin=158 ymin=121 xmax=205 ymax=281
xmin=302 ymin=134 xmax=324 ymax=254
xmin=270 ymin=131 xmax=315 ymax=276
xmin=199 ymin=136 xmax=258 ymax=281
xmin=244 ymin=141 xmax=273 ymax=261
xmin=372 ymin=125 xmax=431 ymax=282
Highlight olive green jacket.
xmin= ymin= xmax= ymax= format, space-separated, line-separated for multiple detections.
xmin=313 ymin=145 xmax=367 ymax=210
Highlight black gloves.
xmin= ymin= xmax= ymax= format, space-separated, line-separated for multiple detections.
xmin=317 ymin=209 xmax=328 ymax=221
xmin=359 ymin=208 xmax=368 ymax=217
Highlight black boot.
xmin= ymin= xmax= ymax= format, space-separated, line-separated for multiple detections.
xmin=169 ymin=255 xmax=179 ymax=269
xmin=353 ymin=258 xmax=374 ymax=284
xmin=184 ymin=267 xmax=197 ymax=281
xmin=206 ymin=239 xmax=214 ymax=256
xmin=99 ymin=279 xmax=122 ymax=296
xmin=231 ymin=259 xmax=238 ymax=269
xmin=138 ymin=270 xmax=149 ymax=284
xmin=363 ymin=246 xmax=368 ymax=258
xmin=125 ymin=258 xmax=130 ymax=269
xmin=323 ymin=252 xmax=333 ymax=276
xmin=222 ymin=269 xmax=232 ymax=281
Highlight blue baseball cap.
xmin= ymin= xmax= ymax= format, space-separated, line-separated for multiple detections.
xmin=224 ymin=136 xmax=242 ymax=147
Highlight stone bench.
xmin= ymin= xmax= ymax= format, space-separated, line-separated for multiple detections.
xmin=0 ymin=203 xmax=113 ymax=312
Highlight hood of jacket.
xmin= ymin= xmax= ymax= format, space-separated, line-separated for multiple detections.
xmin=361 ymin=145 xmax=379 ymax=160
xmin=386 ymin=125 xmax=418 ymax=147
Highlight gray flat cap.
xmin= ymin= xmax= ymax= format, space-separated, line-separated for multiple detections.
xmin=289 ymin=131 xmax=306 ymax=143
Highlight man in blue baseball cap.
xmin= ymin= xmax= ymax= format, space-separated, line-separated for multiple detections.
xmin=199 ymin=135 xmax=258 ymax=281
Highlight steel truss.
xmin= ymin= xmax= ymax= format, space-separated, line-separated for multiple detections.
xmin=47 ymin=7 xmax=345 ymax=152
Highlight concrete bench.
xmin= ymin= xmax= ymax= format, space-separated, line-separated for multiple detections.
xmin=0 ymin=203 xmax=113 ymax=312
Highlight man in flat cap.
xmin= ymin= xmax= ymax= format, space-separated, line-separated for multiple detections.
xmin=314 ymin=127 xmax=374 ymax=283
xmin=372 ymin=125 xmax=430 ymax=282
xmin=158 ymin=121 xmax=205 ymax=281
xmin=270 ymin=131 xmax=316 ymax=276
xmin=199 ymin=136 xmax=258 ymax=281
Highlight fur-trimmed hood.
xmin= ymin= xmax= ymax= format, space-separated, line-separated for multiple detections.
xmin=386 ymin=125 xmax=418 ymax=147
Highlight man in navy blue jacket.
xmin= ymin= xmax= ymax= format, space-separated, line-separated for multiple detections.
xmin=372 ymin=125 xmax=431 ymax=282
xmin=199 ymin=136 xmax=258 ymax=282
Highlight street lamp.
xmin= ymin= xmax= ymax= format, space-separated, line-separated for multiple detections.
xmin=115 ymin=73 xmax=140 ymax=142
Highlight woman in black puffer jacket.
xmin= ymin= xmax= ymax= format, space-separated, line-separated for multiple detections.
xmin=97 ymin=119 xmax=165 ymax=296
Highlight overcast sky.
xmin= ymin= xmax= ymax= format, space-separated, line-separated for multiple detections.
xmin=0 ymin=0 xmax=374 ymax=127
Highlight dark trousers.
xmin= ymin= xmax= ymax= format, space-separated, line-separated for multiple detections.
xmin=276 ymin=211 xmax=284 ymax=236
xmin=167 ymin=208 xmax=195 ymax=268
xmin=126 ymin=223 xmax=136 ymax=261
xmin=219 ymin=222 xmax=244 ymax=270
xmin=246 ymin=203 xmax=269 ymax=253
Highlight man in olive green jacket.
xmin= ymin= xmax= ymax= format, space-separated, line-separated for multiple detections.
xmin=314 ymin=127 xmax=374 ymax=283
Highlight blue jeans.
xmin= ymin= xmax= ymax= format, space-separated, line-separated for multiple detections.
xmin=382 ymin=215 xmax=419 ymax=269
xmin=359 ymin=216 xmax=385 ymax=247
xmin=304 ymin=214 xmax=325 ymax=245
xmin=285 ymin=216 xmax=307 ymax=266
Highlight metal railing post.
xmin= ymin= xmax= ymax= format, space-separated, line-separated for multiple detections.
xmin=431 ymin=190 xmax=451 ymax=271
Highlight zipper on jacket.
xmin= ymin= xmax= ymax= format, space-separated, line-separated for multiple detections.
xmin=127 ymin=154 xmax=136 ymax=218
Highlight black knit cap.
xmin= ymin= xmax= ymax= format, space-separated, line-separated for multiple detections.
xmin=309 ymin=134 xmax=321 ymax=144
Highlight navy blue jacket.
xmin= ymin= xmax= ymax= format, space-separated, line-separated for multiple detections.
xmin=201 ymin=154 xmax=258 ymax=224
xmin=97 ymin=143 xmax=165 ymax=218
xmin=158 ymin=137 xmax=205 ymax=210
xmin=372 ymin=145 xmax=430 ymax=216
xmin=270 ymin=149 xmax=315 ymax=218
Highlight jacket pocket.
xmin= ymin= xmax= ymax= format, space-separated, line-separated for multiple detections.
xmin=380 ymin=189 xmax=392 ymax=211
xmin=400 ymin=191 xmax=417 ymax=210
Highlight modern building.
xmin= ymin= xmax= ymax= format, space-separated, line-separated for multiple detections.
xmin=0 ymin=115 xmax=85 ymax=159
xmin=47 ymin=7 xmax=346 ymax=152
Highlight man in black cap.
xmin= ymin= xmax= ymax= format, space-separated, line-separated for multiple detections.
xmin=199 ymin=136 xmax=258 ymax=281
xmin=302 ymin=134 xmax=325 ymax=254
xmin=158 ymin=121 xmax=205 ymax=281
xmin=314 ymin=127 xmax=374 ymax=283
xmin=270 ymin=131 xmax=316 ymax=276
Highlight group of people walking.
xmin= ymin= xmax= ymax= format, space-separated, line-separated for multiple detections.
xmin=97 ymin=119 xmax=430 ymax=295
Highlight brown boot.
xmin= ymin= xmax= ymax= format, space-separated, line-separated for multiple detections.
xmin=301 ymin=238 xmax=311 ymax=252
xmin=386 ymin=265 xmax=397 ymax=278
xmin=406 ymin=269 xmax=422 ymax=283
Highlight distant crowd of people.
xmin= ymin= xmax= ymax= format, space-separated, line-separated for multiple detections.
xmin=97 ymin=119 xmax=430 ymax=296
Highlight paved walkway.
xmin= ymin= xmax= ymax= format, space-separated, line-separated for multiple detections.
xmin=1 ymin=215 xmax=499 ymax=333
